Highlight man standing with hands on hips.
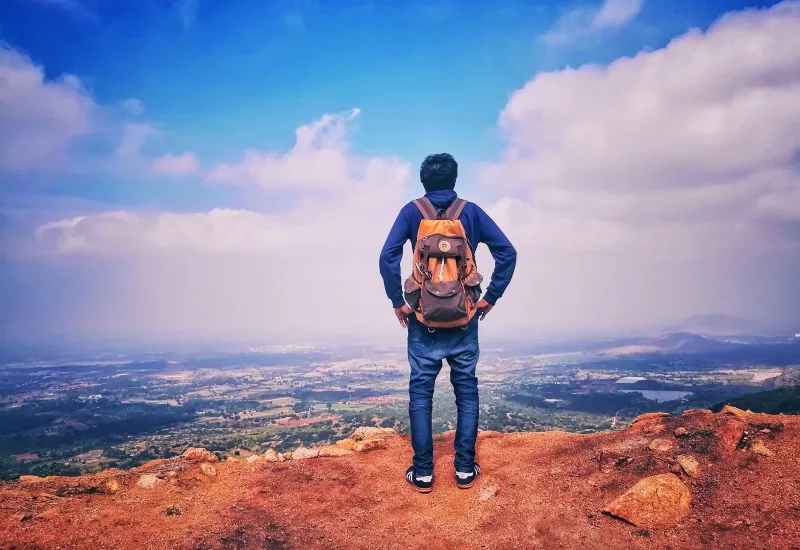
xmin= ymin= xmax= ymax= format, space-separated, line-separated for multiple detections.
xmin=379 ymin=153 xmax=517 ymax=493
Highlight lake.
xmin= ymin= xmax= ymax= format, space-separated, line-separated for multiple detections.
xmin=620 ymin=390 xmax=693 ymax=402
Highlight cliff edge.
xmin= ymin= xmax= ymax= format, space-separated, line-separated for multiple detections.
xmin=1 ymin=407 xmax=798 ymax=549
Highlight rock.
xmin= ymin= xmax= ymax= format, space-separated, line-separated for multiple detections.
xmin=13 ymin=513 xmax=32 ymax=522
xmin=104 ymin=479 xmax=121 ymax=493
xmin=760 ymin=428 xmax=771 ymax=434
xmin=721 ymin=405 xmax=748 ymax=419
xmin=631 ymin=412 xmax=671 ymax=425
xmin=434 ymin=430 xmax=455 ymax=441
xmin=750 ymin=440 xmax=774 ymax=457
xmin=182 ymin=447 xmax=219 ymax=463
xmin=200 ymin=463 xmax=217 ymax=476
xmin=318 ymin=445 xmax=353 ymax=457
xmin=292 ymin=447 xmax=319 ymax=460
xmin=476 ymin=484 xmax=499 ymax=502
xmin=263 ymin=449 xmax=283 ymax=462
xmin=282 ymin=452 xmax=293 ymax=460
xmin=137 ymin=474 xmax=162 ymax=489
xmin=334 ymin=438 xmax=357 ymax=450
xmin=670 ymin=464 xmax=682 ymax=474
xmin=477 ymin=430 xmax=504 ymax=439
xmin=36 ymin=508 xmax=60 ymax=520
xmin=603 ymin=474 xmax=692 ymax=529
xmin=676 ymin=455 xmax=701 ymax=478
xmin=350 ymin=427 xmax=397 ymax=441
xmin=681 ymin=409 xmax=712 ymax=418
xmin=649 ymin=438 xmax=674 ymax=453
xmin=18 ymin=475 xmax=47 ymax=484
xmin=674 ymin=427 xmax=689 ymax=437
xmin=246 ymin=455 xmax=262 ymax=464
xmin=643 ymin=423 xmax=666 ymax=435
xmin=353 ymin=439 xmax=387 ymax=453
xmin=718 ymin=419 xmax=745 ymax=453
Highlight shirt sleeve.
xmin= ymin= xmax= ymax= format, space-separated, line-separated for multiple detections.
xmin=475 ymin=204 xmax=517 ymax=305
xmin=379 ymin=206 xmax=411 ymax=309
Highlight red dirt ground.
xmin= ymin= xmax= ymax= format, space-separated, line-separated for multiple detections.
xmin=1 ymin=409 xmax=798 ymax=550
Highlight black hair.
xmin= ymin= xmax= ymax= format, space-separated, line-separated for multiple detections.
xmin=420 ymin=153 xmax=458 ymax=192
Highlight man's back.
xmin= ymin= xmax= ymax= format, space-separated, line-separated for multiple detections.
xmin=379 ymin=188 xmax=517 ymax=313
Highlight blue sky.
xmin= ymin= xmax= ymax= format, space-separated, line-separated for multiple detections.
xmin=1 ymin=0 xmax=779 ymax=208
xmin=1 ymin=0 xmax=798 ymax=344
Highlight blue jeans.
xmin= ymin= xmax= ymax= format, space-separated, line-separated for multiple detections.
xmin=407 ymin=315 xmax=480 ymax=476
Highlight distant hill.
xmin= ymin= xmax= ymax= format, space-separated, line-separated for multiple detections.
xmin=764 ymin=368 xmax=800 ymax=389
xmin=713 ymin=386 xmax=800 ymax=415
xmin=600 ymin=332 xmax=735 ymax=356
xmin=665 ymin=314 xmax=774 ymax=337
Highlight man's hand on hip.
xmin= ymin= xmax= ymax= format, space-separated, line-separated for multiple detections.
xmin=394 ymin=305 xmax=414 ymax=328
xmin=476 ymin=299 xmax=494 ymax=321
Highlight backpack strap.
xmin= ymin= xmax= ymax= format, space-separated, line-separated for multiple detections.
xmin=412 ymin=197 xmax=438 ymax=220
xmin=445 ymin=198 xmax=467 ymax=220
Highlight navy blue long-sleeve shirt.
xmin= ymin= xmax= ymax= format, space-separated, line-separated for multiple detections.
xmin=379 ymin=189 xmax=517 ymax=309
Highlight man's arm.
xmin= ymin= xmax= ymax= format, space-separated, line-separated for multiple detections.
xmin=475 ymin=204 xmax=517 ymax=313
xmin=379 ymin=207 xmax=412 ymax=325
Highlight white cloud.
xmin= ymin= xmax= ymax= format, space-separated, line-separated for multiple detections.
xmin=19 ymin=110 xmax=413 ymax=341
xmin=205 ymin=108 xmax=382 ymax=191
xmin=121 ymin=98 xmax=145 ymax=116
xmin=479 ymin=0 xmax=800 ymax=333
xmin=152 ymin=152 xmax=200 ymax=176
xmin=175 ymin=0 xmax=198 ymax=28
xmin=0 ymin=46 xmax=95 ymax=172
xmin=592 ymin=0 xmax=644 ymax=29
xmin=543 ymin=0 xmax=645 ymax=45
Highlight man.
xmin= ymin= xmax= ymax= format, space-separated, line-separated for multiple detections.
xmin=379 ymin=153 xmax=516 ymax=492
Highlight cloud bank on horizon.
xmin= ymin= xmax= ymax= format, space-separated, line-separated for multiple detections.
xmin=1 ymin=0 xmax=798 ymax=344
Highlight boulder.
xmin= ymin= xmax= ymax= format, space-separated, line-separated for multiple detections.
xmin=292 ymin=447 xmax=319 ymax=460
xmin=750 ymin=440 xmax=774 ymax=457
xmin=318 ymin=445 xmax=353 ymax=457
xmin=676 ymin=455 xmax=700 ymax=478
xmin=200 ymin=463 xmax=217 ymax=477
xmin=104 ymin=479 xmax=121 ymax=493
xmin=681 ymin=409 xmax=712 ymax=418
xmin=13 ymin=513 xmax=32 ymax=522
xmin=631 ymin=412 xmax=671 ymax=425
xmin=335 ymin=438 xmax=357 ymax=450
xmin=137 ymin=474 xmax=162 ymax=489
xmin=674 ymin=427 xmax=688 ymax=437
xmin=477 ymin=430 xmax=504 ymax=439
xmin=282 ymin=452 xmax=293 ymax=460
xmin=182 ymin=447 xmax=219 ymax=463
xmin=649 ymin=438 xmax=674 ymax=453
xmin=717 ymin=419 xmax=745 ymax=453
xmin=350 ymin=427 xmax=397 ymax=441
xmin=246 ymin=455 xmax=262 ymax=464
xmin=721 ymin=405 xmax=748 ymax=419
xmin=603 ymin=474 xmax=691 ymax=529
xmin=18 ymin=475 xmax=47 ymax=484
xmin=353 ymin=439 xmax=387 ymax=453
xmin=263 ymin=449 xmax=283 ymax=462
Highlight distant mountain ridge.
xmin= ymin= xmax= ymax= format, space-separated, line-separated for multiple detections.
xmin=664 ymin=314 xmax=778 ymax=338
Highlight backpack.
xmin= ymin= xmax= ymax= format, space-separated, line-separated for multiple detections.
xmin=402 ymin=197 xmax=484 ymax=328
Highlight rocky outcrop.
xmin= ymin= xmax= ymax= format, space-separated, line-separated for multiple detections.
xmin=291 ymin=447 xmax=320 ymax=460
xmin=717 ymin=418 xmax=745 ymax=452
xmin=182 ymin=448 xmax=219 ymax=463
xmin=350 ymin=427 xmax=397 ymax=441
xmin=2 ymin=414 xmax=798 ymax=550
xmin=603 ymin=473 xmax=692 ymax=528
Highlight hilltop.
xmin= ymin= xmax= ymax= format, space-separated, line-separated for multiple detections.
xmin=1 ymin=409 xmax=798 ymax=550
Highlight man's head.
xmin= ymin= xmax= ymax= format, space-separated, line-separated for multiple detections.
xmin=420 ymin=153 xmax=458 ymax=193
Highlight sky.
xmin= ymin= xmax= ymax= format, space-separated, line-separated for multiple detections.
xmin=1 ymin=0 xmax=799 ymax=346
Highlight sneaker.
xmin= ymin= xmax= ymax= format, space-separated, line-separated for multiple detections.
xmin=455 ymin=463 xmax=481 ymax=489
xmin=406 ymin=466 xmax=433 ymax=493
